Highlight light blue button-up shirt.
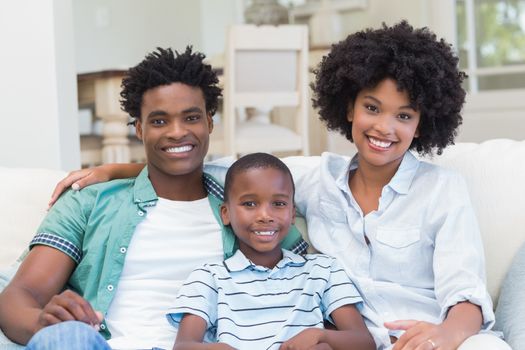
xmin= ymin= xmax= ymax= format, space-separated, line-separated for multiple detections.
xmin=292 ymin=151 xmax=495 ymax=349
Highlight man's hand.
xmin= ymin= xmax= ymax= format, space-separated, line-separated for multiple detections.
xmin=38 ymin=290 xmax=103 ymax=330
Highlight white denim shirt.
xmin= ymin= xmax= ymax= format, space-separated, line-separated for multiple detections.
xmin=292 ymin=152 xmax=495 ymax=349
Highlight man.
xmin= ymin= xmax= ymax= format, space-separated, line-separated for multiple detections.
xmin=0 ymin=47 xmax=306 ymax=350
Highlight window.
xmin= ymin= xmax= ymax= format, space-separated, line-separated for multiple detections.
xmin=456 ymin=0 xmax=525 ymax=92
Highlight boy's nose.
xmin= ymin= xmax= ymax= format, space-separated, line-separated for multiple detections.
xmin=256 ymin=205 xmax=274 ymax=222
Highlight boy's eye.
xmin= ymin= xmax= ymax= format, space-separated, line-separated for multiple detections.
xmin=273 ymin=201 xmax=288 ymax=207
xmin=241 ymin=201 xmax=256 ymax=207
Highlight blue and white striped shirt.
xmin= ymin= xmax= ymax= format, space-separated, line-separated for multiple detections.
xmin=167 ymin=249 xmax=362 ymax=350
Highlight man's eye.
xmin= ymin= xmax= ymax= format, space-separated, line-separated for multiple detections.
xmin=186 ymin=115 xmax=200 ymax=122
xmin=151 ymin=119 xmax=166 ymax=125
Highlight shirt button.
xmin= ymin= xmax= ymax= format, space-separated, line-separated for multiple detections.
xmin=137 ymin=210 xmax=144 ymax=216
xmin=100 ymin=324 xmax=106 ymax=330
xmin=120 ymin=247 xmax=127 ymax=253
xmin=107 ymin=284 xmax=114 ymax=291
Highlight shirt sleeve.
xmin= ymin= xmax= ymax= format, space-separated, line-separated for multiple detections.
xmin=320 ymin=257 xmax=363 ymax=322
xmin=166 ymin=265 xmax=219 ymax=340
xmin=432 ymin=173 xmax=495 ymax=330
xmin=29 ymin=189 xmax=94 ymax=264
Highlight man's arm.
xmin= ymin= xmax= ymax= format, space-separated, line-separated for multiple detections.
xmin=279 ymin=305 xmax=375 ymax=350
xmin=48 ymin=163 xmax=145 ymax=207
xmin=0 ymin=246 xmax=101 ymax=345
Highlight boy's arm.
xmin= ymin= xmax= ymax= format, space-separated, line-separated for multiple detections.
xmin=279 ymin=305 xmax=375 ymax=350
xmin=48 ymin=163 xmax=145 ymax=207
xmin=173 ymin=314 xmax=235 ymax=350
xmin=0 ymin=246 xmax=101 ymax=345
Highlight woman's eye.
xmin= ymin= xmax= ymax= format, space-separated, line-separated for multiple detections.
xmin=365 ymin=104 xmax=378 ymax=113
xmin=398 ymin=113 xmax=411 ymax=120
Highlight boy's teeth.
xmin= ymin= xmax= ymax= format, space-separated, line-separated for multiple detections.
xmin=254 ymin=231 xmax=276 ymax=236
xmin=369 ymin=137 xmax=392 ymax=148
xmin=166 ymin=145 xmax=193 ymax=153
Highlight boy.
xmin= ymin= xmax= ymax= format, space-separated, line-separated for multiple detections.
xmin=0 ymin=47 xmax=306 ymax=350
xmin=167 ymin=153 xmax=375 ymax=350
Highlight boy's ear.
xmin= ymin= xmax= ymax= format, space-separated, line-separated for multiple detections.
xmin=135 ymin=119 xmax=143 ymax=141
xmin=292 ymin=206 xmax=296 ymax=224
xmin=220 ymin=203 xmax=231 ymax=225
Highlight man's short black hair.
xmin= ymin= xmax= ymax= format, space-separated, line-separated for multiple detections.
xmin=312 ymin=20 xmax=467 ymax=156
xmin=224 ymin=153 xmax=295 ymax=202
xmin=120 ymin=46 xmax=222 ymax=122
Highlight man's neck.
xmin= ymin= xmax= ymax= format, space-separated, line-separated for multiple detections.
xmin=148 ymin=167 xmax=207 ymax=201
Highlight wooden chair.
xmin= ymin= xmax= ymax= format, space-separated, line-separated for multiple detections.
xmin=209 ymin=24 xmax=310 ymax=157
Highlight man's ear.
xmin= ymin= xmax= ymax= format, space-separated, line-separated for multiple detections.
xmin=135 ymin=119 xmax=143 ymax=141
xmin=207 ymin=113 xmax=214 ymax=133
xmin=220 ymin=203 xmax=230 ymax=225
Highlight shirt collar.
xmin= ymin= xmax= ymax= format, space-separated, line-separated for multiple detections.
xmin=224 ymin=249 xmax=307 ymax=273
xmin=336 ymin=151 xmax=420 ymax=195
xmin=132 ymin=167 xmax=225 ymax=206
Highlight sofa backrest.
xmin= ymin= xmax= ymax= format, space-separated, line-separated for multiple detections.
xmin=0 ymin=167 xmax=66 ymax=269
xmin=423 ymin=139 xmax=525 ymax=303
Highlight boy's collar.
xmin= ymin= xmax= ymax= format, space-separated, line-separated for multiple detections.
xmin=223 ymin=249 xmax=307 ymax=273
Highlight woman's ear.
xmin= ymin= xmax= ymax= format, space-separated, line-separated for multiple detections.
xmin=346 ymin=107 xmax=354 ymax=122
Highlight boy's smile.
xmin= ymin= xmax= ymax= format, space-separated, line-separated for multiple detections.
xmin=220 ymin=167 xmax=295 ymax=268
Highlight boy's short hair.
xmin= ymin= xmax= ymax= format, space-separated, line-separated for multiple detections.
xmin=120 ymin=46 xmax=222 ymax=123
xmin=312 ymin=20 xmax=467 ymax=156
xmin=223 ymin=153 xmax=295 ymax=202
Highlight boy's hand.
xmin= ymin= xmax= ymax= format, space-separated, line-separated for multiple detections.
xmin=279 ymin=328 xmax=324 ymax=350
xmin=38 ymin=290 xmax=103 ymax=330
xmin=385 ymin=320 xmax=455 ymax=350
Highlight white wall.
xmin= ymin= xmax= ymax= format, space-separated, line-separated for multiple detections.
xmin=0 ymin=0 xmax=80 ymax=170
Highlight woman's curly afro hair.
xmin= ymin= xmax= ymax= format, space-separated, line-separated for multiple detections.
xmin=120 ymin=46 xmax=222 ymax=122
xmin=312 ymin=20 xmax=467 ymax=156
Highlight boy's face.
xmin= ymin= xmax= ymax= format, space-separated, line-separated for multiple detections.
xmin=220 ymin=167 xmax=295 ymax=267
xmin=347 ymin=78 xmax=420 ymax=170
xmin=136 ymin=82 xmax=213 ymax=183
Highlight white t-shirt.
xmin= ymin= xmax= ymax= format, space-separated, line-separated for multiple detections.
xmin=105 ymin=197 xmax=223 ymax=349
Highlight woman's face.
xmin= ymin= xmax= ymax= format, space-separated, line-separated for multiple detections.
xmin=348 ymin=78 xmax=420 ymax=170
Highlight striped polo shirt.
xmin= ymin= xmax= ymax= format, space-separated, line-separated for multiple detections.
xmin=167 ymin=249 xmax=362 ymax=349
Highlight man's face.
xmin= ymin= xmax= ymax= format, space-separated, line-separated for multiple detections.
xmin=136 ymin=83 xmax=213 ymax=182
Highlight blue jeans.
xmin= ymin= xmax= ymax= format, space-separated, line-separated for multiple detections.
xmin=25 ymin=321 xmax=110 ymax=350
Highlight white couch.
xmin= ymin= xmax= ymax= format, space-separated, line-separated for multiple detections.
xmin=1 ymin=138 xmax=524 ymax=348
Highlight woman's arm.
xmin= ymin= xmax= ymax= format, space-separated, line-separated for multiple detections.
xmin=0 ymin=246 xmax=102 ymax=344
xmin=279 ymin=305 xmax=375 ymax=350
xmin=173 ymin=314 xmax=235 ymax=350
xmin=48 ymin=163 xmax=145 ymax=207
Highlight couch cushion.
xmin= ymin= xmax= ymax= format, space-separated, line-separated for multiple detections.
xmin=0 ymin=167 xmax=66 ymax=269
xmin=424 ymin=139 xmax=525 ymax=302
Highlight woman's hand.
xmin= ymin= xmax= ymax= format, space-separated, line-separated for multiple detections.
xmin=48 ymin=163 xmax=145 ymax=208
xmin=385 ymin=320 xmax=457 ymax=350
